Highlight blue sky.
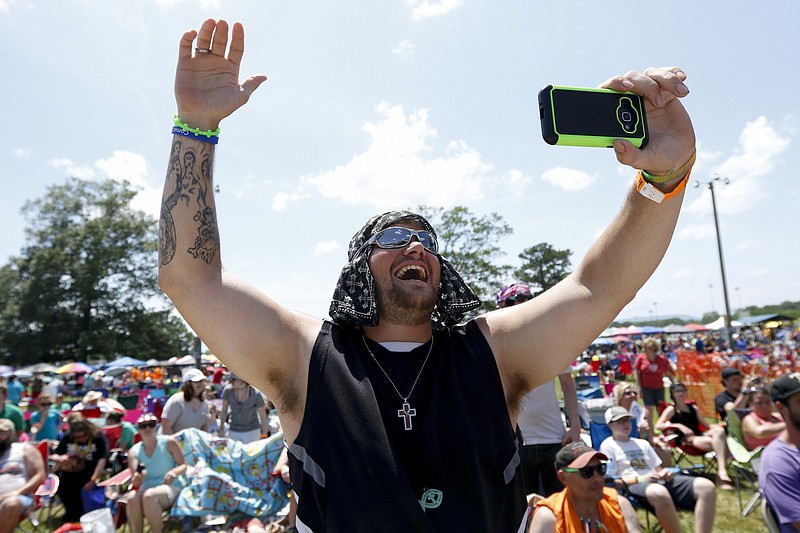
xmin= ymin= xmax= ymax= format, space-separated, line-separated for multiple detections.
xmin=1 ymin=0 xmax=798 ymax=326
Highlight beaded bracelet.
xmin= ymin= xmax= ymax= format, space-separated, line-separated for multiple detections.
xmin=172 ymin=114 xmax=220 ymax=144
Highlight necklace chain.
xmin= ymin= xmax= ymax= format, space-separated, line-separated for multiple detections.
xmin=362 ymin=335 xmax=434 ymax=403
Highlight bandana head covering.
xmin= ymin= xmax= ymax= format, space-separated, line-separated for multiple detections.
xmin=329 ymin=210 xmax=481 ymax=329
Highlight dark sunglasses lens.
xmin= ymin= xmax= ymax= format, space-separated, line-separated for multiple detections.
xmin=376 ymin=228 xmax=437 ymax=253
xmin=376 ymin=228 xmax=411 ymax=248
xmin=138 ymin=422 xmax=156 ymax=429
xmin=580 ymin=463 xmax=607 ymax=478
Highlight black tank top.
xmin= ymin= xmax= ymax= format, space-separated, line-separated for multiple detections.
xmin=288 ymin=320 xmax=527 ymax=532
xmin=671 ymin=403 xmax=702 ymax=435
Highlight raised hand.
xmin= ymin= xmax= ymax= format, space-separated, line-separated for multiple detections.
xmin=600 ymin=67 xmax=696 ymax=177
xmin=175 ymin=18 xmax=267 ymax=131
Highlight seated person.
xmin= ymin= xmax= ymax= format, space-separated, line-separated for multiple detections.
xmin=527 ymin=442 xmax=641 ymax=533
xmin=741 ymin=385 xmax=784 ymax=450
xmin=758 ymin=373 xmax=800 ymax=532
xmin=51 ymin=413 xmax=109 ymax=523
xmin=655 ymin=382 xmax=732 ymax=489
xmin=613 ymin=383 xmax=648 ymax=437
xmin=102 ymin=412 xmax=136 ymax=451
xmin=124 ymin=413 xmax=187 ymax=533
xmin=0 ymin=419 xmax=46 ymax=533
xmin=27 ymin=393 xmax=62 ymax=442
xmin=601 ymin=407 xmax=716 ymax=533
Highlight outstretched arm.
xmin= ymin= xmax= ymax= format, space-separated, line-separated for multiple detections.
xmin=158 ymin=19 xmax=320 ymax=444
xmin=481 ymin=67 xmax=696 ymax=412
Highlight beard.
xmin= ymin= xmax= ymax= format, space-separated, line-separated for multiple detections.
xmin=0 ymin=439 xmax=11 ymax=454
xmin=376 ymin=279 xmax=438 ymax=327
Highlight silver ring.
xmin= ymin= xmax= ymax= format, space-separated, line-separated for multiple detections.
xmin=195 ymin=47 xmax=211 ymax=54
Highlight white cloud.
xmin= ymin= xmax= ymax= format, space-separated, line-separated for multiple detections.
xmin=312 ymin=240 xmax=341 ymax=257
xmin=407 ymin=0 xmax=464 ymax=20
xmin=392 ymin=39 xmax=415 ymax=58
xmin=540 ymin=167 xmax=596 ymax=191
xmin=502 ymin=169 xmax=533 ymax=195
xmin=273 ymin=101 xmax=488 ymax=210
xmin=96 ymin=151 xmax=149 ymax=189
xmin=11 ymin=148 xmax=31 ymax=159
xmin=50 ymin=152 xmax=160 ymax=218
xmin=686 ymin=116 xmax=791 ymax=216
xmin=49 ymin=158 xmax=95 ymax=179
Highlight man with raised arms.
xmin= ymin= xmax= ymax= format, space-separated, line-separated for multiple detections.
xmin=159 ymin=18 xmax=696 ymax=532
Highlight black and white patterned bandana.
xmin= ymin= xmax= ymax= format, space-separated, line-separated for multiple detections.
xmin=328 ymin=210 xmax=481 ymax=329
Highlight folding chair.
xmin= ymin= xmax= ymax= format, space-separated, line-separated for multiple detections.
xmin=725 ymin=409 xmax=764 ymax=516
xmin=657 ymin=401 xmax=716 ymax=472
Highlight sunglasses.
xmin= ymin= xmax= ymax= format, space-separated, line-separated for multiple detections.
xmin=137 ymin=421 xmax=157 ymax=430
xmin=359 ymin=227 xmax=438 ymax=255
xmin=39 ymin=402 xmax=52 ymax=406
xmin=623 ymin=390 xmax=638 ymax=397
xmin=505 ymin=294 xmax=532 ymax=306
xmin=563 ymin=462 xmax=608 ymax=479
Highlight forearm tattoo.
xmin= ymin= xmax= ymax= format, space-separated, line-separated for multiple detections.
xmin=159 ymin=138 xmax=219 ymax=266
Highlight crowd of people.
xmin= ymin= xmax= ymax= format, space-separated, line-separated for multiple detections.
xmin=0 ymin=366 xmax=296 ymax=532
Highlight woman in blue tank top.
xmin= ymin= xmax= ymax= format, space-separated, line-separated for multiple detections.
xmin=124 ymin=413 xmax=187 ymax=533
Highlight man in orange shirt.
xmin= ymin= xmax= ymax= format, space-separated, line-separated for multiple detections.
xmin=528 ymin=442 xmax=641 ymax=532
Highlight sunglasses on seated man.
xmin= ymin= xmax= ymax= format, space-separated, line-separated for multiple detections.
xmin=562 ymin=462 xmax=608 ymax=479
xmin=358 ymin=227 xmax=439 ymax=256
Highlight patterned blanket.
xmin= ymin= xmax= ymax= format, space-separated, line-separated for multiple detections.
xmin=170 ymin=428 xmax=290 ymax=520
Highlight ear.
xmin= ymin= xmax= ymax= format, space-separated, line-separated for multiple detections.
xmin=556 ymin=469 xmax=568 ymax=485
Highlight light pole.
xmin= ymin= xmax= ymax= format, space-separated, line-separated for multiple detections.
xmin=695 ymin=174 xmax=733 ymax=346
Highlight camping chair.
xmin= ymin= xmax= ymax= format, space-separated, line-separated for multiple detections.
xmin=725 ymin=409 xmax=764 ymax=516
xmin=116 ymin=394 xmax=140 ymax=410
xmin=606 ymin=476 xmax=662 ymax=533
xmin=657 ymin=401 xmax=716 ymax=473
xmin=98 ymin=469 xmax=134 ymax=531
xmin=17 ymin=441 xmax=61 ymax=532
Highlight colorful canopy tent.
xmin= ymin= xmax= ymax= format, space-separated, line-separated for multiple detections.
xmin=737 ymin=313 xmax=795 ymax=327
xmin=103 ymin=356 xmax=147 ymax=369
xmin=18 ymin=362 xmax=58 ymax=374
xmin=55 ymin=361 xmax=95 ymax=374
xmin=704 ymin=316 xmax=744 ymax=330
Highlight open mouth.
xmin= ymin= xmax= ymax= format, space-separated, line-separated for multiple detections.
xmin=395 ymin=264 xmax=428 ymax=282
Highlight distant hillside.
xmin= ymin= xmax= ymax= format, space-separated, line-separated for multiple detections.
xmin=613 ymin=300 xmax=800 ymax=328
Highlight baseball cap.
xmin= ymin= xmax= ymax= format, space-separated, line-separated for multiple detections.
xmin=555 ymin=442 xmax=608 ymax=470
xmin=136 ymin=412 xmax=159 ymax=425
xmin=182 ymin=368 xmax=206 ymax=383
xmin=721 ymin=367 xmax=742 ymax=379
xmin=771 ymin=372 xmax=800 ymax=403
xmin=605 ymin=406 xmax=635 ymax=424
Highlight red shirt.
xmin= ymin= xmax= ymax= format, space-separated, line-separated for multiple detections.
xmin=634 ymin=353 xmax=670 ymax=389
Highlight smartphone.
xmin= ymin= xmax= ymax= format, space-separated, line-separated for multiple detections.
xmin=538 ymin=85 xmax=649 ymax=148
xmin=136 ymin=463 xmax=145 ymax=473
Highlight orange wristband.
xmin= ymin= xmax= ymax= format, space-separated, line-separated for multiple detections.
xmin=636 ymin=167 xmax=692 ymax=204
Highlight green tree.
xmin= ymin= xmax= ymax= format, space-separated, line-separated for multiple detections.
xmin=514 ymin=243 xmax=573 ymax=294
xmin=416 ymin=205 xmax=513 ymax=314
xmin=0 ymin=178 xmax=193 ymax=364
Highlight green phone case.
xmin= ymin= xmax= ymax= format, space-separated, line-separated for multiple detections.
xmin=539 ymin=85 xmax=649 ymax=148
